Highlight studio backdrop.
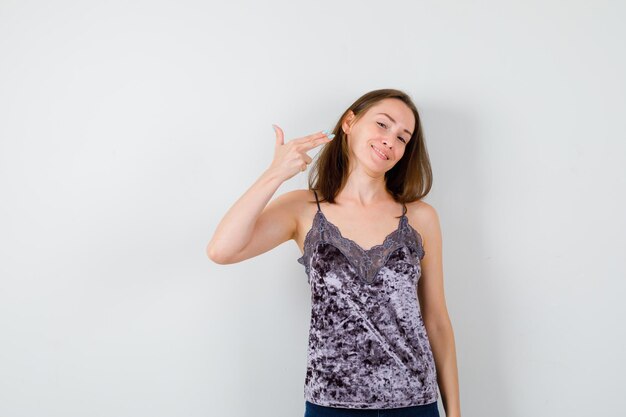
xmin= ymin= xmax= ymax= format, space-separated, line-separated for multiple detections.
xmin=0 ymin=1 xmax=624 ymax=416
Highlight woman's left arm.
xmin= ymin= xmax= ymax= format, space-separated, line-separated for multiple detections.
xmin=414 ymin=203 xmax=461 ymax=417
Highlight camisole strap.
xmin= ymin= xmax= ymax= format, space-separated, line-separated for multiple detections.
xmin=312 ymin=190 xmax=325 ymax=240
xmin=313 ymin=190 xmax=322 ymax=212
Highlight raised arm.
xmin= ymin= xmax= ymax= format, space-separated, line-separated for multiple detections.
xmin=206 ymin=126 xmax=334 ymax=264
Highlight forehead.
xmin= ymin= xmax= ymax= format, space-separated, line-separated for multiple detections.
xmin=367 ymin=99 xmax=415 ymax=130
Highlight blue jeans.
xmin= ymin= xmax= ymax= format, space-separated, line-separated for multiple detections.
xmin=304 ymin=400 xmax=440 ymax=417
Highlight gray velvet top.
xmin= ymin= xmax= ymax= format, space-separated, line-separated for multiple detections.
xmin=297 ymin=190 xmax=439 ymax=409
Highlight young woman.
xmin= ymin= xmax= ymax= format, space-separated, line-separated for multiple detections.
xmin=207 ymin=89 xmax=461 ymax=417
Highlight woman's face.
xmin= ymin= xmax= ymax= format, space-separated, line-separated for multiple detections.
xmin=342 ymin=98 xmax=416 ymax=173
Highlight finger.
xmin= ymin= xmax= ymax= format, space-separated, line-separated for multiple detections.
xmin=293 ymin=130 xmax=332 ymax=145
xmin=272 ymin=124 xmax=284 ymax=146
xmin=301 ymin=131 xmax=335 ymax=150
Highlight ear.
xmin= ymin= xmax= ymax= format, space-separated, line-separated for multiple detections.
xmin=342 ymin=110 xmax=355 ymax=135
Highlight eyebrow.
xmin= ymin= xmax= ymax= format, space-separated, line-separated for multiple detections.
xmin=376 ymin=113 xmax=413 ymax=137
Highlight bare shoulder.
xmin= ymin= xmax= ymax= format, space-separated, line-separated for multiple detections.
xmin=405 ymin=199 xmax=438 ymax=221
xmin=288 ymin=189 xmax=321 ymax=253
xmin=269 ymin=189 xmax=310 ymax=219
xmin=405 ymin=200 xmax=441 ymax=247
xmin=270 ymin=188 xmax=316 ymax=227
xmin=277 ymin=189 xmax=316 ymax=212
xmin=289 ymin=188 xmax=319 ymax=219
xmin=273 ymin=188 xmax=308 ymax=204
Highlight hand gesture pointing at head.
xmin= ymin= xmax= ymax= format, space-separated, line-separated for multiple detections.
xmin=267 ymin=124 xmax=334 ymax=182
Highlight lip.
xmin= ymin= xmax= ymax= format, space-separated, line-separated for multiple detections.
xmin=371 ymin=144 xmax=389 ymax=160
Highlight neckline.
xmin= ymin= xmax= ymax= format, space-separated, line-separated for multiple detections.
xmin=316 ymin=210 xmax=406 ymax=253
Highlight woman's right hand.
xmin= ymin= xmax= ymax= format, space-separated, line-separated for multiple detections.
xmin=266 ymin=125 xmax=334 ymax=182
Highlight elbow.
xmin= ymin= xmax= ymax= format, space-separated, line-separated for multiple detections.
xmin=206 ymin=243 xmax=230 ymax=265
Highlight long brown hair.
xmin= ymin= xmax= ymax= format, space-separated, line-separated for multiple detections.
xmin=306 ymin=88 xmax=433 ymax=206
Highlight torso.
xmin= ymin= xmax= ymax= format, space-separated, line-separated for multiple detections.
xmin=294 ymin=189 xmax=427 ymax=255
xmin=294 ymin=189 xmax=438 ymax=407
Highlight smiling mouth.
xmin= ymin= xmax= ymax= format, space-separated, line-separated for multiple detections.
xmin=371 ymin=144 xmax=389 ymax=160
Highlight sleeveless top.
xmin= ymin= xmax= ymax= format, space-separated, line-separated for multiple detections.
xmin=296 ymin=190 xmax=439 ymax=409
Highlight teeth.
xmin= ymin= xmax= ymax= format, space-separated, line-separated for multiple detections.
xmin=372 ymin=144 xmax=388 ymax=160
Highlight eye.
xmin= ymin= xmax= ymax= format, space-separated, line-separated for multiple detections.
xmin=377 ymin=121 xmax=407 ymax=143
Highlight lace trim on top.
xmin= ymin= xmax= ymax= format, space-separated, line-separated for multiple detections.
xmin=297 ymin=206 xmax=425 ymax=284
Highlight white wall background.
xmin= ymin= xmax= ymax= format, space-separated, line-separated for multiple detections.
xmin=1 ymin=1 xmax=624 ymax=416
